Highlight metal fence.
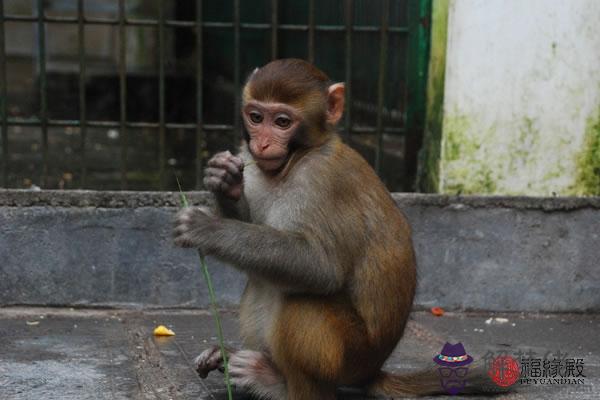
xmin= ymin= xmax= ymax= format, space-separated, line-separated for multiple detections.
xmin=0 ymin=0 xmax=430 ymax=191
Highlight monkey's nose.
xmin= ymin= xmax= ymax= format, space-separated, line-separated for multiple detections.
xmin=261 ymin=143 xmax=270 ymax=151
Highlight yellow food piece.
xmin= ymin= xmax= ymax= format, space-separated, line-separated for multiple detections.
xmin=153 ymin=325 xmax=175 ymax=336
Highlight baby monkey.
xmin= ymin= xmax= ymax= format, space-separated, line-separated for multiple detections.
xmin=174 ymin=59 xmax=436 ymax=399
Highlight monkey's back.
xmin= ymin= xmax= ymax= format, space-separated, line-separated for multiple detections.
xmin=322 ymin=136 xmax=417 ymax=353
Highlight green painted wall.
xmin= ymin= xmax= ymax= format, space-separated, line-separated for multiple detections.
xmin=417 ymin=0 xmax=448 ymax=192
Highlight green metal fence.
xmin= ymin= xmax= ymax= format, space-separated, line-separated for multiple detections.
xmin=0 ymin=0 xmax=430 ymax=191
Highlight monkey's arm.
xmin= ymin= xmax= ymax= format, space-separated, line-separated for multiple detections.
xmin=174 ymin=207 xmax=343 ymax=294
xmin=214 ymin=193 xmax=251 ymax=222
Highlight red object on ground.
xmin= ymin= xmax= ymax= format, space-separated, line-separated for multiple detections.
xmin=430 ymin=307 xmax=445 ymax=316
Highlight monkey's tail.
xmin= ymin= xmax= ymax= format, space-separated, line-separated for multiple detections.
xmin=367 ymin=361 xmax=511 ymax=397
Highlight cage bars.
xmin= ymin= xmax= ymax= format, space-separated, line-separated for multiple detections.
xmin=308 ymin=0 xmax=315 ymax=63
xmin=36 ymin=0 xmax=48 ymax=187
xmin=0 ymin=0 xmax=425 ymax=190
xmin=158 ymin=1 xmax=166 ymax=190
xmin=233 ymin=0 xmax=241 ymax=139
xmin=195 ymin=0 xmax=204 ymax=189
xmin=271 ymin=0 xmax=278 ymax=60
xmin=77 ymin=0 xmax=87 ymax=187
xmin=118 ymin=0 xmax=127 ymax=189
xmin=375 ymin=0 xmax=390 ymax=175
xmin=0 ymin=0 xmax=7 ymax=187
xmin=343 ymin=0 xmax=353 ymax=142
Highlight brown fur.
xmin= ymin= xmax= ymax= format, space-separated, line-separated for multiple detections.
xmin=261 ymin=136 xmax=418 ymax=399
xmin=246 ymin=58 xmax=330 ymax=107
xmin=244 ymin=58 xmax=331 ymax=142
xmin=175 ymin=59 xmax=469 ymax=399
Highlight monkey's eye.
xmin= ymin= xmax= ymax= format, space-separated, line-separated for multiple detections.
xmin=274 ymin=115 xmax=292 ymax=129
xmin=249 ymin=111 xmax=263 ymax=124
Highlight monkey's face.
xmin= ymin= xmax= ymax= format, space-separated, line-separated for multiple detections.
xmin=243 ymin=100 xmax=303 ymax=172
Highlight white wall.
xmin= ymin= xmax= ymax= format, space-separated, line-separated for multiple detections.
xmin=439 ymin=0 xmax=600 ymax=195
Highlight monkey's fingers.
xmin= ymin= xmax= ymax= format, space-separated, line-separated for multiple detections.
xmin=218 ymin=150 xmax=244 ymax=169
xmin=175 ymin=206 xmax=213 ymax=222
xmin=173 ymin=207 xmax=215 ymax=248
xmin=229 ymin=155 xmax=244 ymax=169
xmin=204 ymin=167 xmax=238 ymax=186
xmin=173 ymin=219 xmax=202 ymax=248
xmin=203 ymin=176 xmax=233 ymax=194
xmin=207 ymin=157 xmax=243 ymax=177
xmin=173 ymin=227 xmax=198 ymax=248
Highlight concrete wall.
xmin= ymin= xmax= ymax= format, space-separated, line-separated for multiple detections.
xmin=1 ymin=190 xmax=599 ymax=312
xmin=435 ymin=0 xmax=600 ymax=195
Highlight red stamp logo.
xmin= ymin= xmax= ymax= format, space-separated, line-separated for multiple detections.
xmin=488 ymin=355 xmax=520 ymax=387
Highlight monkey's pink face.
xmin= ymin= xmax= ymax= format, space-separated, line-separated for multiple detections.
xmin=243 ymin=101 xmax=302 ymax=172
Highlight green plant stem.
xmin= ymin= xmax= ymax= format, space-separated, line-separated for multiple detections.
xmin=199 ymin=254 xmax=233 ymax=400
xmin=175 ymin=177 xmax=233 ymax=400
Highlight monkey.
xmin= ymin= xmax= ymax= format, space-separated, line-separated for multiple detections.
xmin=173 ymin=59 xmax=492 ymax=399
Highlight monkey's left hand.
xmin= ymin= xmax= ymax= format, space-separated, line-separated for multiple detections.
xmin=173 ymin=206 xmax=220 ymax=252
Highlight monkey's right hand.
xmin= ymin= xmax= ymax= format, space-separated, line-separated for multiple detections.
xmin=194 ymin=345 xmax=234 ymax=379
xmin=204 ymin=151 xmax=244 ymax=201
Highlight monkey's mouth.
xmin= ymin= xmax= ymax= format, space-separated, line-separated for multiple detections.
xmin=254 ymin=155 xmax=283 ymax=162
xmin=253 ymin=156 xmax=287 ymax=171
xmin=254 ymin=156 xmax=286 ymax=166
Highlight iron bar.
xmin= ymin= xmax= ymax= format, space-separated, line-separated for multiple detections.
xmin=196 ymin=0 xmax=204 ymax=189
xmin=0 ymin=0 xmax=7 ymax=187
xmin=343 ymin=0 xmax=353 ymax=140
xmin=374 ymin=0 xmax=389 ymax=175
xmin=404 ymin=0 xmax=432 ymax=190
xmin=77 ymin=0 xmax=87 ymax=187
xmin=118 ymin=0 xmax=127 ymax=189
xmin=348 ymin=126 xmax=403 ymax=134
xmin=3 ymin=118 xmax=403 ymax=134
xmin=308 ymin=0 xmax=315 ymax=63
xmin=233 ymin=0 xmax=240 ymax=137
xmin=158 ymin=1 xmax=166 ymax=190
xmin=1 ymin=14 xmax=409 ymax=33
xmin=271 ymin=0 xmax=278 ymax=60
xmin=36 ymin=0 xmax=48 ymax=187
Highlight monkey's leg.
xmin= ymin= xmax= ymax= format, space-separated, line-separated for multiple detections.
xmin=284 ymin=371 xmax=337 ymax=400
xmin=269 ymin=298 xmax=376 ymax=400
xmin=228 ymin=351 xmax=335 ymax=400
xmin=228 ymin=350 xmax=287 ymax=399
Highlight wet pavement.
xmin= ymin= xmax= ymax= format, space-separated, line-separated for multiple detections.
xmin=0 ymin=307 xmax=597 ymax=399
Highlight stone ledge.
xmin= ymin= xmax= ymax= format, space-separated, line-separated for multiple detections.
xmin=1 ymin=190 xmax=599 ymax=312
xmin=1 ymin=189 xmax=599 ymax=211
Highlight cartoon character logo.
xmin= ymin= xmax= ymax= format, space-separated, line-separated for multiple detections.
xmin=433 ymin=342 xmax=473 ymax=395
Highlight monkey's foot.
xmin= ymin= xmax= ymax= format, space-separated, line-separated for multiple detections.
xmin=194 ymin=345 xmax=229 ymax=378
xmin=229 ymin=350 xmax=286 ymax=399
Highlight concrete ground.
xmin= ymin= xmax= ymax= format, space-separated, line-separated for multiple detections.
xmin=0 ymin=308 xmax=597 ymax=400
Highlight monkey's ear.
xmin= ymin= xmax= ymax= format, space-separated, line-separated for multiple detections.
xmin=326 ymin=83 xmax=345 ymax=125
